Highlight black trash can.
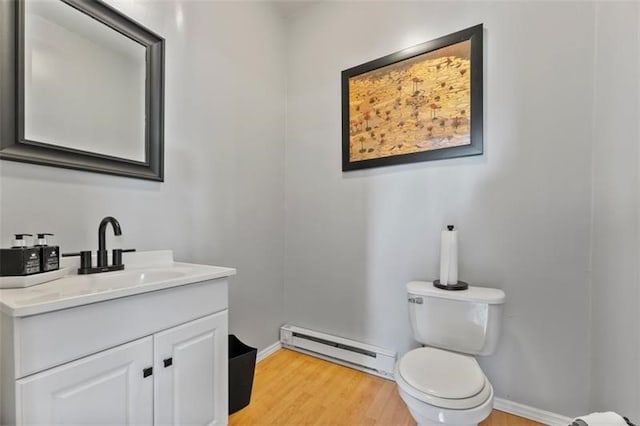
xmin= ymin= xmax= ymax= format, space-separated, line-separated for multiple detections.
xmin=228 ymin=335 xmax=257 ymax=414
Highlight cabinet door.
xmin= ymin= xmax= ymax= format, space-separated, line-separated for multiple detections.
xmin=154 ymin=311 xmax=228 ymax=426
xmin=16 ymin=336 xmax=153 ymax=425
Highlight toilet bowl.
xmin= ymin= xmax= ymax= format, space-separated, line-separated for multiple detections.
xmin=397 ymin=282 xmax=505 ymax=426
xmin=394 ymin=347 xmax=493 ymax=426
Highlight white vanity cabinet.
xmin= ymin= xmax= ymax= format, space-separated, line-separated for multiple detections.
xmin=14 ymin=311 xmax=227 ymax=426
xmin=0 ymin=252 xmax=235 ymax=426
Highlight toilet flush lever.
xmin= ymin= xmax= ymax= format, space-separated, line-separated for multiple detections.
xmin=409 ymin=297 xmax=423 ymax=304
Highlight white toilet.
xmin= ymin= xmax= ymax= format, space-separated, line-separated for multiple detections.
xmin=395 ymin=281 xmax=506 ymax=426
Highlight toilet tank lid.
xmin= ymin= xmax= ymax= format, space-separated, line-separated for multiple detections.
xmin=407 ymin=281 xmax=505 ymax=304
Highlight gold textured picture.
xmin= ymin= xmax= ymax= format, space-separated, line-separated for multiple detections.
xmin=341 ymin=25 xmax=483 ymax=171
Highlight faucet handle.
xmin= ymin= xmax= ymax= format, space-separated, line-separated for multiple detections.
xmin=112 ymin=249 xmax=122 ymax=266
xmin=62 ymin=252 xmax=81 ymax=257
xmin=66 ymin=251 xmax=93 ymax=274
xmin=112 ymin=248 xmax=135 ymax=266
xmin=80 ymin=251 xmax=92 ymax=270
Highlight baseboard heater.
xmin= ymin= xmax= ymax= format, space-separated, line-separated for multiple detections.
xmin=280 ymin=324 xmax=396 ymax=379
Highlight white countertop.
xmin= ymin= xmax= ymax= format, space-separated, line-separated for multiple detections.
xmin=0 ymin=250 xmax=236 ymax=317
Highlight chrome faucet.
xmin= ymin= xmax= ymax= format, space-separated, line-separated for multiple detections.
xmin=97 ymin=216 xmax=121 ymax=267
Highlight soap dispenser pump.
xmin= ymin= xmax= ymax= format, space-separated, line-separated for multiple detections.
xmin=12 ymin=233 xmax=31 ymax=248
xmin=35 ymin=233 xmax=59 ymax=272
xmin=0 ymin=234 xmax=41 ymax=276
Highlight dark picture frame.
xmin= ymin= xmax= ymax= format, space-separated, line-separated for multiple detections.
xmin=0 ymin=0 xmax=165 ymax=181
xmin=342 ymin=24 xmax=483 ymax=171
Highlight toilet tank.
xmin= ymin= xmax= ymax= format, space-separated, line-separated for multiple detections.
xmin=406 ymin=281 xmax=505 ymax=356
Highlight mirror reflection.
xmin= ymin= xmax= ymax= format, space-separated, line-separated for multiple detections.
xmin=24 ymin=0 xmax=146 ymax=162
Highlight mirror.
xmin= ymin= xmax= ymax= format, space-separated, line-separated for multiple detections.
xmin=24 ymin=0 xmax=147 ymax=161
xmin=0 ymin=0 xmax=165 ymax=181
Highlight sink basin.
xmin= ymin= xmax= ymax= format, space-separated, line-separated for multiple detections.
xmin=2 ymin=266 xmax=197 ymax=307
xmin=87 ymin=268 xmax=188 ymax=288
xmin=0 ymin=250 xmax=236 ymax=317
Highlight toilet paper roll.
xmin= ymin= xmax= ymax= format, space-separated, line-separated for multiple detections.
xmin=439 ymin=227 xmax=458 ymax=285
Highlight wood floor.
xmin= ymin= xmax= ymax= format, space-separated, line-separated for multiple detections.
xmin=229 ymin=349 xmax=542 ymax=425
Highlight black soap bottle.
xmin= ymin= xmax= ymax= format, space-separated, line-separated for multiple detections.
xmin=35 ymin=233 xmax=59 ymax=272
xmin=0 ymin=234 xmax=41 ymax=276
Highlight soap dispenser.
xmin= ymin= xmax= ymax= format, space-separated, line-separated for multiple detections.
xmin=0 ymin=234 xmax=41 ymax=276
xmin=35 ymin=233 xmax=59 ymax=272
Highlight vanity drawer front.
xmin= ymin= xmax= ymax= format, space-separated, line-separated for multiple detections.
xmin=14 ymin=279 xmax=228 ymax=378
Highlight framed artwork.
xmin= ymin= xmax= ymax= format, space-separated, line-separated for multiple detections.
xmin=341 ymin=24 xmax=483 ymax=171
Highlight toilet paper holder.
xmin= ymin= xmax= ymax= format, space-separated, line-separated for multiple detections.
xmin=433 ymin=279 xmax=469 ymax=291
xmin=436 ymin=224 xmax=468 ymax=291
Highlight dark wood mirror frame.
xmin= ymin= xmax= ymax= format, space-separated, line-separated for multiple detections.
xmin=0 ymin=0 xmax=165 ymax=181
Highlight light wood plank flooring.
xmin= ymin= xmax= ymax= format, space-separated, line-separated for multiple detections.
xmin=229 ymin=349 xmax=542 ymax=425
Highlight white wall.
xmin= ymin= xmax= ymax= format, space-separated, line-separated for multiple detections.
xmin=590 ymin=2 xmax=640 ymax=420
xmin=284 ymin=1 xmax=595 ymax=416
xmin=0 ymin=0 xmax=286 ymax=351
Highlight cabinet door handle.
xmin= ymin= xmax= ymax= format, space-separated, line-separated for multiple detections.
xmin=163 ymin=357 xmax=173 ymax=368
xmin=143 ymin=367 xmax=153 ymax=378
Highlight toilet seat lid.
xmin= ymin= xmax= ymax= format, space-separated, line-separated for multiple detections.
xmin=398 ymin=347 xmax=485 ymax=399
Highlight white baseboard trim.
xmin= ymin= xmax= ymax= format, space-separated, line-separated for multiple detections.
xmin=257 ymin=341 xmax=281 ymax=363
xmin=495 ymin=397 xmax=572 ymax=426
